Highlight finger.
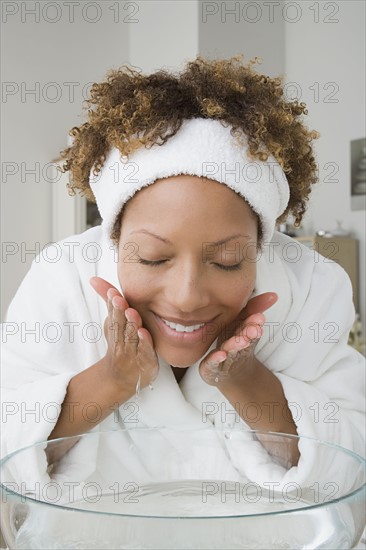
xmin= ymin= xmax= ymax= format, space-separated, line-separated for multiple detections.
xmin=136 ymin=329 xmax=160 ymax=383
xmin=111 ymin=287 xmax=129 ymax=313
xmin=137 ymin=327 xmax=154 ymax=348
xmin=200 ymin=350 xmax=227 ymax=378
xmin=244 ymin=323 xmax=263 ymax=340
xmin=233 ymin=314 xmax=264 ymax=340
xmin=220 ymin=318 xmax=264 ymax=351
xmin=217 ymin=305 xmax=268 ymax=348
xmin=237 ymin=312 xmax=265 ymax=329
xmin=122 ymin=307 xmax=143 ymax=328
xmin=241 ymin=292 xmax=278 ymax=318
xmin=246 ymin=312 xmax=265 ymax=324
xmin=202 ymin=349 xmax=228 ymax=369
xmin=199 ymin=351 xmax=228 ymax=385
xmin=90 ymin=276 xmax=117 ymax=302
xmin=107 ymin=288 xmax=121 ymax=320
xmin=123 ymin=308 xmax=139 ymax=350
xmin=220 ymin=335 xmax=252 ymax=353
xmin=109 ymin=295 xmax=127 ymax=344
xmin=90 ymin=276 xmax=127 ymax=306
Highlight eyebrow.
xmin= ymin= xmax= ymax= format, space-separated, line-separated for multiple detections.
xmin=129 ymin=229 xmax=250 ymax=246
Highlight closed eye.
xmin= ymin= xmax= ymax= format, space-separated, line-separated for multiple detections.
xmin=215 ymin=263 xmax=242 ymax=271
xmin=137 ymin=258 xmax=166 ymax=266
xmin=137 ymin=258 xmax=242 ymax=271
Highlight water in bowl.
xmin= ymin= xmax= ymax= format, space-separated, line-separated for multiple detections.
xmin=14 ymin=479 xmax=354 ymax=549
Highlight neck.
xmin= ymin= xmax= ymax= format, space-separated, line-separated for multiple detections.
xmin=170 ymin=365 xmax=189 ymax=383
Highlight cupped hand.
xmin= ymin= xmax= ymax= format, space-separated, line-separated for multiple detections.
xmin=89 ymin=276 xmax=159 ymax=393
xmin=199 ymin=292 xmax=278 ymax=386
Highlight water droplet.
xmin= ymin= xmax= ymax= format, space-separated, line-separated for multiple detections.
xmin=214 ymin=376 xmax=219 ymax=383
xmin=224 ymin=431 xmax=232 ymax=440
xmin=148 ymin=383 xmax=154 ymax=391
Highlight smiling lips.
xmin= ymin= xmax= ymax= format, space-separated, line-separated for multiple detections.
xmin=161 ymin=318 xmax=205 ymax=333
xmin=153 ymin=313 xmax=218 ymax=343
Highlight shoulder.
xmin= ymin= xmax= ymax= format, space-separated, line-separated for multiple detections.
xmin=15 ymin=226 xmax=105 ymax=298
xmin=4 ymin=226 xmax=105 ymax=321
xmin=29 ymin=226 xmax=104 ymax=272
xmin=46 ymin=225 xmax=105 ymax=261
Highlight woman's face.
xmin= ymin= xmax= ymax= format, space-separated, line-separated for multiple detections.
xmin=117 ymin=175 xmax=258 ymax=367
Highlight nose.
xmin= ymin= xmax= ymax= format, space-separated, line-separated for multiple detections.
xmin=165 ymin=261 xmax=211 ymax=314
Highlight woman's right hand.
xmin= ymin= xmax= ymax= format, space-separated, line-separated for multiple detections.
xmin=89 ymin=276 xmax=159 ymax=394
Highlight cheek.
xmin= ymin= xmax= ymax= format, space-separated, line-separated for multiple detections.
xmin=117 ymin=264 xmax=154 ymax=306
xmin=225 ymin=270 xmax=256 ymax=312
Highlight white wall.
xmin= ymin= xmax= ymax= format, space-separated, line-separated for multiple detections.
xmin=129 ymin=1 xmax=199 ymax=73
xmin=198 ymin=0 xmax=285 ymax=76
xmin=284 ymin=0 xmax=366 ymax=326
xmin=1 ymin=0 xmax=130 ymax=320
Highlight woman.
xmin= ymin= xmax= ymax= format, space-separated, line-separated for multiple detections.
xmin=1 ymin=56 xmax=364 ymax=492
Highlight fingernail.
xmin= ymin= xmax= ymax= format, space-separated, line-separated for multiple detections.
xmin=208 ymin=357 xmax=225 ymax=366
xmin=246 ymin=325 xmax=261 ymax=339
xmin=125 ymin=309 xmax=133 ymax=321
xmin=113 ymin=297 xmax=122 ymax=309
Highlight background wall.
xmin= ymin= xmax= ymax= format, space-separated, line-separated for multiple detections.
xmin=129 ymin=0 xmax=198 ymax=72
xmin=1 ymin=0 xmax=130 ymax=319
xmin=1 ymin=0 xmax=365 ymax=329
xmin=198 ymin=0 xmax=285 ymax=75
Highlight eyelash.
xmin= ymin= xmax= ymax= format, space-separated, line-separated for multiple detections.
xmin=136 ymin=258 xmax=242 ymax=271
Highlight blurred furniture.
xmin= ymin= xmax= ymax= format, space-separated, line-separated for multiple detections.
xmin=295 ymin=236 xmax=359 ymax=313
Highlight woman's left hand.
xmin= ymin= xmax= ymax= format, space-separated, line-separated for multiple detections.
xmin=199 ymin=292 xmax=278 ymax=386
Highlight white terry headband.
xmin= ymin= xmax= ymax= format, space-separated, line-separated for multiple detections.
xmin=89 ymin=117 xmax=290 ymax=244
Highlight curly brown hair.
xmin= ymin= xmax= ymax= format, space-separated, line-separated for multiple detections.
xmin=59 ymin=54 xmax=319 ymax=246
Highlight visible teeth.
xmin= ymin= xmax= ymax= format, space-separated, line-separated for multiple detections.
xmin=161 ymin=318 xmax=205 ymax=333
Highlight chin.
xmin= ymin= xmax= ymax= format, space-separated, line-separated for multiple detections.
xmin=157 ymin=344 xmax=211 ymax=368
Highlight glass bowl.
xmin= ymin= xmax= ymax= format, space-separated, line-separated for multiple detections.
xmin=0 ymin=427 xmax=365 ymax=549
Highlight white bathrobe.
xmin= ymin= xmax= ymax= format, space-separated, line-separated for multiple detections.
xmin=1 ymin=226 xmax=365 ymax=496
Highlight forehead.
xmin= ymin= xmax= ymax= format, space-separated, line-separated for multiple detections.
xmin=122 ymin=175 xmax=256 ymax=221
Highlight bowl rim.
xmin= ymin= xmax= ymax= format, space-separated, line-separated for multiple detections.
xmin=1 ymin=427 xmax=365 ymax=520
